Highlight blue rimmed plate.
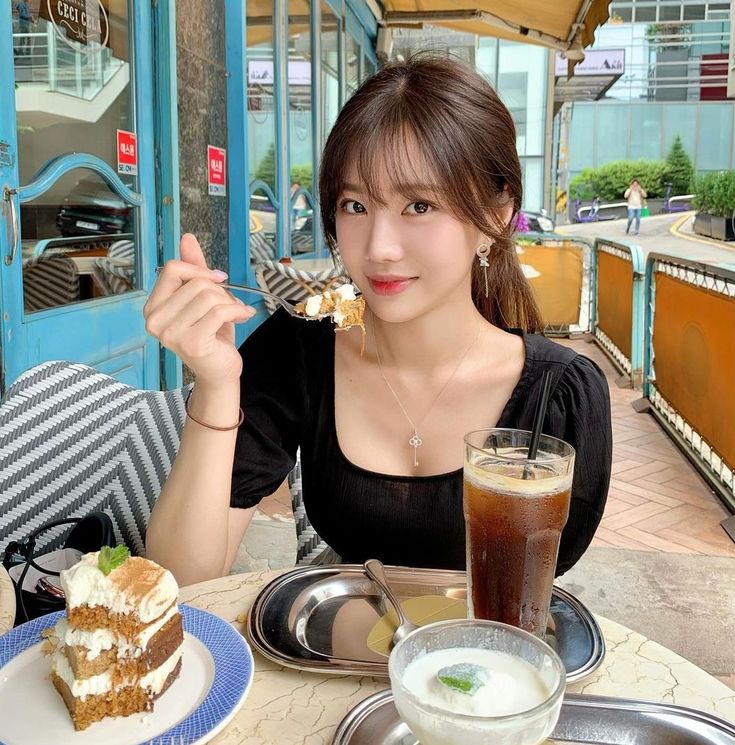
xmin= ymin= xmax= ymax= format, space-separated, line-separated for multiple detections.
xmin=0 ymin=604 xmax=253 ymax=745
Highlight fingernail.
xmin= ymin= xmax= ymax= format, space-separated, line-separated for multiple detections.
xmin=211 ymin=269 xmax=228 ymax=281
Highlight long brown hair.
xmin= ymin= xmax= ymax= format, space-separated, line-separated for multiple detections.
xmin=318 ymin=53 xmax=543 ymax=332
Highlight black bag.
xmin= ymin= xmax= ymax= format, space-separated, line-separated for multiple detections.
xmin=2 ymin=512 xmax=115 ymax=625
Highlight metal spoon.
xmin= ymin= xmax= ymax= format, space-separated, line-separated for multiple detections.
xmin=364 ymin=559 xmax=419 ymax=646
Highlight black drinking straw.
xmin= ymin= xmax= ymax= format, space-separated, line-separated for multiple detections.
xmin=523 ymin=369 xmax=553 ymax=478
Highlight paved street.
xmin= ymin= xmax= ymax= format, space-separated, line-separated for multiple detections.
xmin=556 ymin=211 xmax=735 ymax=266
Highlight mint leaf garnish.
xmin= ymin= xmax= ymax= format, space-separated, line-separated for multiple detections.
xmin=98 ymin=545 xmax=130 ymax=575
xmin=437 ymin=663 xmax=490 ymax=695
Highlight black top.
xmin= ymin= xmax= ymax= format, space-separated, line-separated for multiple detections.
xmin=231 ymin=310 xmax=612 ymax=576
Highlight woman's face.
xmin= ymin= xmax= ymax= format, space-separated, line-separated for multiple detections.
xmin=334 ymin=149 xmax=484 ymax=324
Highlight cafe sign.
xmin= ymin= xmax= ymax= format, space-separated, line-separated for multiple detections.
xmin=41 ymin=0 xmax=110 ymax=49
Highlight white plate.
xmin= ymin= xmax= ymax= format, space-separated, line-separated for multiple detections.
xmin=0 ymin=605 xmax=253 ymax=745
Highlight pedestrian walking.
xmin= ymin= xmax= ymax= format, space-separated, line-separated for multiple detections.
xmin=625 ymin=179 xmax=647 ymax=236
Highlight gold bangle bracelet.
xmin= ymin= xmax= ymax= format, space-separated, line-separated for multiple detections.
xmin=185 ymin=394 xmax=244 ymax=432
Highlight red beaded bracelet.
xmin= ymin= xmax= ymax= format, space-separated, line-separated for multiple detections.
xmin=185 ymin=394 xmax=244 ymax=431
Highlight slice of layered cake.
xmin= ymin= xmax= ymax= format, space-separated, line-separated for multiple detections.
xmin=49 ymin=546 xmax=183 ymax=731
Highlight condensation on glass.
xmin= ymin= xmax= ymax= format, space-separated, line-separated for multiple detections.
xmin=13 ymin=0 xmax=137 ymax=312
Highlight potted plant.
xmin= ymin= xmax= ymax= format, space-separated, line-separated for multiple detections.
xmin=692 ymin=171 xmax=735 ymax=241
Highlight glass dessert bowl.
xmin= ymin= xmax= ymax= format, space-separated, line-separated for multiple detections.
xmin=388 ymin=619 xmax=565 ymax=745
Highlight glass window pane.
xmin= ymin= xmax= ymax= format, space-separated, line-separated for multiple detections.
xmin=696 ymin=103 xmax=732 ymax=169
xmin=289 ymin=1 xmax=315 ymax=255
xmin=683 ymin=5 xmax=706 ymax=20
xmin=497 ymin=41 xmax=547 ymax=156
xmin=247 ymin=2 xmax=276 ymax=191
xmin=595 ymin=105 xmax=630 ymax=162
xmin=346 ymin=33 xmax=359 ymax=96
xmin=630 ymin=104 xmax=663 ymax=159
xmin=521 ymin=158 xmax=543 ymax=212
xmin=663 ymin=104 xmax=698 ymax=161
xmin=250 ymin=188 xmax=277 ymax=265
xmin=659 ymin=4 xmax=682 ymax=21
xmin=569 ymin=105 xmax=595 ymax=171
xmin=321 ymin=3 xmax=340 ymax=143
xmin=13 ymin=2 xmax=134 ymax=188
xmin=362 ymin=53 xmax=376 ymax=83
xmin=21 ymin=169 xmax=137 ymax=312
xmin=634 ymin=6 xmax=657 ymax=22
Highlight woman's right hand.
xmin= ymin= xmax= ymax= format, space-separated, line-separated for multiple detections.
xmin=144 ymin=234 xmax=256 ymax=386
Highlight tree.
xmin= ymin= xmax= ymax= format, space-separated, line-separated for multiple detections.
xmin=665 ymin=136 xmax=694 ymax=195
xmin=254 ymin=143 xmax=276 ymax=191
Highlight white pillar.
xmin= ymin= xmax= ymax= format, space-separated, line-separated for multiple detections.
xmin=728 ymin=0 xmax=735 ymax=98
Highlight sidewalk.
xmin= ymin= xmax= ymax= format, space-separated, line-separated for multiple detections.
xmin=556 ymin=211 xmax=735 ymax=265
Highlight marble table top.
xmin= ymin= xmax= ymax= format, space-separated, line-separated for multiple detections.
xmin=0 ymin=565 xmax=15 ymax=636
xmin=180 ymin=569 xmax=735 ymax=744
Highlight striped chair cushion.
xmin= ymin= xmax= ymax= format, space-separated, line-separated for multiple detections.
xmin=23 ymin=256 xmax=80 ymax=312
xmin=91 ymin=240 xmax=135 ymax=296
xmin=0 ymin=362 xmax=333 ymax=566
xmin=0 ymin=362 xmax=189 ymax=557
xmin=250 ymin=231 xmax=276 ymax=264
xmin=289 ymin=450 xmax=330 ymax=565
xmin=254 ymin=260 xmax=351 ymax=314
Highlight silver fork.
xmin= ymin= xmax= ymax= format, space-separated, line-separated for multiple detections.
xmin=154 ymin=266 xmax=314 ymax=319
xmin=220 ymin=282 xmax=318 ymax=319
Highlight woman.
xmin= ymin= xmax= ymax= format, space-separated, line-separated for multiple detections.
xmin=144 ymin=55 xmax=612 ymax=586
xmin=625 ymin=179 xmax=647 ymax=236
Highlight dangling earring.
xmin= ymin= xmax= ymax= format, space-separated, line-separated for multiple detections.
xmin=476 ymin=241 xmax=493 ymax=298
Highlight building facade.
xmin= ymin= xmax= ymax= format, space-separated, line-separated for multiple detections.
xmin=565 ymin=0 xmax=734 ymax=183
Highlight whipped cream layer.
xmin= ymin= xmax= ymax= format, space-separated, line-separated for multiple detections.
xmin=402 ymin=648 xmax=549 ymax=717
xmin=52 ymin=642 xmax=184 ymax=700
xmin=60 ymin=552 xmax=178 ymax=623
xmin=56 ymin=605 xmax=180 ymax=659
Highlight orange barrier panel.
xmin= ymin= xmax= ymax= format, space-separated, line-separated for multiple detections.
xmin=597 ymin=250 xmax=633 ymax=362
xmin=518 ymin=241 xmax=584 ymax=328
xmin=652 ymin=271 xmax=735 ymax=472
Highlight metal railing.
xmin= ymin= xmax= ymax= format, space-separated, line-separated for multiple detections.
xmin=644 ymin=253 xmax=735 ymax=512
xmin=13 ymin=26 xmax=123 ymax=100
xmin=591 ymin=238 xmax=646 ymax=387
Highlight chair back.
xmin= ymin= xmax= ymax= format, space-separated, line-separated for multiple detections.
xmin=22 ymin=255 xmax=80 ymax=312
xmin=91 ymin=239 xmax=135 ymax=296
xmin=254 ymin=260 xmax=351 ymax=314
xmin=0 ymin=362 xmax=188 ymax=557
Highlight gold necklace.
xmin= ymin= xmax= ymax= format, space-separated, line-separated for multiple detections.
xmin=374 ymin=324 xmax=481 ymax=469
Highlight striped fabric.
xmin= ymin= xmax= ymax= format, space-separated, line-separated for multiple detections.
xmin=289 ymin=451 xmax=330 ymax=565
xmin=23 ymin=256 xmax=80 ymax=312
xmin=0 ymin=362 xmax=189 ymax=558
xmin=249 ymin=232 xmax=276 ymax=264
xmin=91 ymin=240 xmax=135 ymax=296
xmin=0 ymin=361 xmax=331 ymax=567
xmin=254 ymin=260 xmax=351 ymax=314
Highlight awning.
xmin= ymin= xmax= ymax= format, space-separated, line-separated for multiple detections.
xmin=380 ymin=1 xmax=613 ymax=54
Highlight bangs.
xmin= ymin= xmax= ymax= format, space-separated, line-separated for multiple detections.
xmin=341 ymin=119 xmax=446 ymax=207
xmin=319 ymin=55 xmax=520 ymax=247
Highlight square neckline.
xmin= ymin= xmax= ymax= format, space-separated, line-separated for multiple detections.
xmin=326 ymin=327 xmax=535 ymax=481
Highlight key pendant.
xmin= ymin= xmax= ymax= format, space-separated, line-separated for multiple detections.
xmin=409 ymin=431 xmax=423 ymax=468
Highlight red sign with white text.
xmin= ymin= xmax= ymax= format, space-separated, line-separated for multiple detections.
xmin=116 ymin=129 xmax=137 ymax=175
xmin=208 ymin=146 xmax=226 ymax=196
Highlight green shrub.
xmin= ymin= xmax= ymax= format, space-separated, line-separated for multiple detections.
xmin=254 ymin=145 xmax=314 ymax=195
xmin=570 ymin=159 xmax=672 ymax=201
xmin=693 ymin=171 xmax=735 ymax=217
xmin=665 ymin=136 xmax=694 ymax=195
xmin=290 ymin=164 xmax=313 ymax=194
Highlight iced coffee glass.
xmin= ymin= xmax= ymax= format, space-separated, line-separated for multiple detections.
xmin=463 ymin=429 xmax=575 ymax=636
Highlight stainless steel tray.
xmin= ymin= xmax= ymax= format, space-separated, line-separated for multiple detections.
xmin=332 ymin=689 xmax=735 ymax=745
xmin=246 ymin=564 xmax=604 ymax=682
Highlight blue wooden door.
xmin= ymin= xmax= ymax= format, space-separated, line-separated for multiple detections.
xmin=0 ymin=0 xmax=159 ymax=391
